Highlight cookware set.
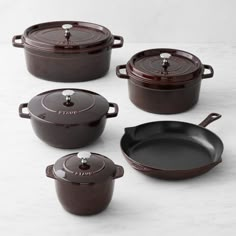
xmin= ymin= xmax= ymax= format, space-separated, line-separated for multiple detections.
xmin=14 ymin=21 xmax=224 ymax=215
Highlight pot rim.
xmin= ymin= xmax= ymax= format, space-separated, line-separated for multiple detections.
xmin=22 ymin=21 xmax=115 ymax=53
xmin=127 ymin=48 xmax=204 ymax=85
xmin=46 ymin=152 xmax=123 ymax=184
xmin=25 ymin=88 xmax=112 ymax=125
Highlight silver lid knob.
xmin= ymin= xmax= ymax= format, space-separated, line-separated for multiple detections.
xmin=62 ymin=89 xmax=75 ymax=104
xmin=160 ymin=53 xmax=171 ymax=60
xmin=62 ymin=24 xmax=73 ymax=30
xmin=62 ymin=24 xmax=73 ymax=40
xmin=77 ymin=151 xmax=91 ymax=164
xmin=160 ymin=53 xmax=171 ymax=71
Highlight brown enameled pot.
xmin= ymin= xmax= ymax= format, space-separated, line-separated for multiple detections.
xmin=116 ymin=48 xmax=214 ymax=114
xmin=12 ymin=21 xmax=124 ymax=82
xmin=46 ymin=151 xmax=124 ymax=215
xmin=19 ymin=88 xmax=119 ymax=148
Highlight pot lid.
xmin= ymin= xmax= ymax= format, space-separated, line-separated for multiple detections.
xmin=28 ymin=89 xmax=109 ymax=125
xmin=23 ymin=21 xmax=113 ymax=51
xmin=53 ymin=151 xmax=117 ymax=184
xmin=127 ymin=49 xmax=203 ymax=84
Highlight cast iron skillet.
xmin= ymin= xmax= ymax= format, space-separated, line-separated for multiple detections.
xmin=120 ymin=113 xmax=224 ymax=180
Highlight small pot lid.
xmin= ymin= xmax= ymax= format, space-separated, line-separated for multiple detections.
xmin=23 ymin=21 xmax=113 ymax=51
xmin=53 ymin=151 xmax=117 ymax=184
xmin=127 ymin=48 xmax=203 ymax=84
xmin=27 ymin=89 xmax=109 ymax=125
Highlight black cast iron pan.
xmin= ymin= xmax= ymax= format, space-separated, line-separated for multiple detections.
xmin=120 ymin=113 xmax=224 ymax=180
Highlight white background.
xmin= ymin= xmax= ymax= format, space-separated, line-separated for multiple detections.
xmin=1 ymin=0 xmax=236 ymax=44
xmin=1 ymin=1 xmax=236 ymax=236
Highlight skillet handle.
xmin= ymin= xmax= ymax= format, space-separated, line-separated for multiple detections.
xmin=112 ymin=35 xmax=124 ymax=49
xmin=106 ymin=103 xmax=119 ymax=118
xmin=116 ymin=65 xmax=130 ymax=79
xmin=202 ymin=64 xmax=214 ymax=79
xmin=199 ymin=113 xmax=221 ymax=127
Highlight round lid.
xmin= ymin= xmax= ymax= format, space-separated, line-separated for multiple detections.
xmin=28 ymin=89 xmax=109 ymax=125
xmin=23 ymin=21 xmax=113 ymax=51
xmin=127 ymin=48 xmax=203 ymax=84
xmin=53 ymin=151 xmax=117 ymax=184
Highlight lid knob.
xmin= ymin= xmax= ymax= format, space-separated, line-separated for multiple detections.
xmin=77 ymin=151 xmax=91 ymax=165
xmin=62 ymin=24 xmax=73 ymax=40
xmin=62 ymin=89 xmax=75 ymax=106
xmin=160 ymin=53 xmax=171 ymax=71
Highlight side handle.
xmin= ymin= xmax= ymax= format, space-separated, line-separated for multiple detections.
xmin=19 ymin=103 xmax=30 ymax=119
xmin=199 ymin=113 xmax=221 ymax=127
xmin=112 ymin=35 xmax=124 ymax=49
xmin=202 ymin=64 xmax=214 ymax=79
xmin=116 ymin=65 xmax=129 ymax=79
xmin=113 ymin=165 xmax=124 ymax=179
xmin=106 ymin=103 xmax=119 ymax=118
xmin=12 ymin=35 xmax=24 ymax=48
xmin=46 ymin=165 xmax=55 ymax=179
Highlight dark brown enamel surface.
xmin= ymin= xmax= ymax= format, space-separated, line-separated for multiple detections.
xmin=128 ymin=48 xmax=203 ymax=83
xmin=27 ymin=88 xmax=110 ymax=124
xmin=12 ymin=21 xmax=124 ymax=82
xmin=23 ymin=21 xmax=112 ymax=50
xmin=19 ymin=89 xmax=119 ymax=148
xmin=116 ymin=48 xmax=214 ymax=114
xmin=52 ymin=152 xmax=117 ymax=184
xmin=46 ymin=152 xmax=124 ymax=215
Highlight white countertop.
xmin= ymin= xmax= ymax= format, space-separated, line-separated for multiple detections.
xmin=1 ymin=43 xmax=236 ymax=236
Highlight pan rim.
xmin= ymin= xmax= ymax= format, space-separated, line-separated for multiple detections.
xmin=120 ymin=120 xmax=224 ymax=172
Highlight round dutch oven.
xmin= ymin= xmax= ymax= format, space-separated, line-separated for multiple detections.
xmin=46 ymin=151 xmax=124 ymax=215
xmin=19 ymin=89 xmax=119 ymax=148
xmin=12 ymin=21 xmax=124 ymax=82
xmin=116 ymin=48 xmax=214 ymax=114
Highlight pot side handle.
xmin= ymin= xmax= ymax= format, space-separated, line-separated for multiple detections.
xmin=12 ymin=35 xmax=24 ymax=48
xmin=46 ymin=165 xmax=55 ymax=179
xmin=19 ymin=103 xmax=30 ymax=119
xmin=199 ymin=113 xmax=221 ymax=128
xmin=202 ymin=64 xmax=214 ymax=79
xmin=106 ymin=103 xmax=119 ymax=118
xmin=113 ymin=165 xmax=124 ymax=179
xmin=112 ymin=35 xmax=124 ymax=49
xmin=116 ymin=65 xmax=130 ymax=79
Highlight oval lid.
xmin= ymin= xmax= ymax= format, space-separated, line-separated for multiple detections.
xmin=23 ymin=21 xmax=113 ymax=51
xmin=127 ymin=48 xmax=203 ymax=84
xmin=53 ymin=151 xmax=117 ymax=184
xmin=27 ymin=89 xmax=109 ymax=125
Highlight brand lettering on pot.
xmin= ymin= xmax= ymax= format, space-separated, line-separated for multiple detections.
xmin=58 ymin=110 xmax=80 ymax=115
xmin=74 ymin=172 xmax=92 ymax=176
xmin=57 ymin=41 xmax=76 ymax=46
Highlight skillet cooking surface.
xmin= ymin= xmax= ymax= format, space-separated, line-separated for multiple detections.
xmin=129 ymin=134 xmax=214 ymax=170
xmin=121 ymin=119 xmax=223 ymax=174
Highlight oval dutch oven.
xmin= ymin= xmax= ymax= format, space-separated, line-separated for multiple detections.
xmin=12 ymin=21 xmax=124 ymax=82
xmin=46 ymin=151 xmax=124 ymax=215
xmin=19 ymin=88 xmax=119 ymax=148
xmin=116 ymin=48 xmax=214 ymax=114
